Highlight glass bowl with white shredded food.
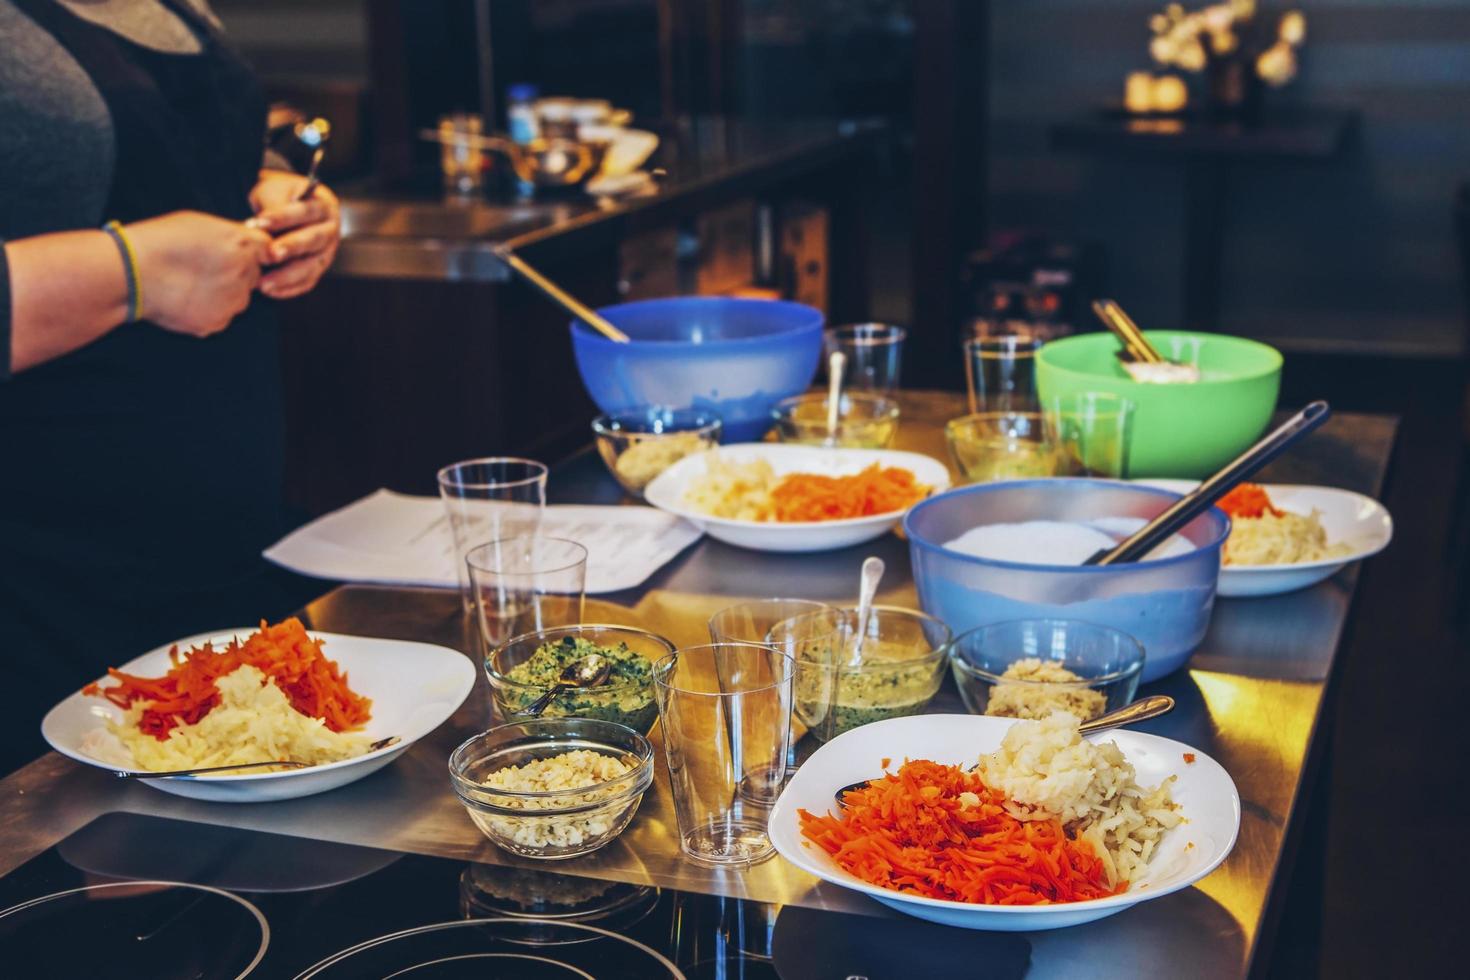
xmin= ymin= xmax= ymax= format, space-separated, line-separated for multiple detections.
xmin=591 ymin=408 xmax=723 ymax=500
xmin=449 ymin=718 xmax=654 ymax=860
xmin=949 ymin=618 xmax=1144 ymax=722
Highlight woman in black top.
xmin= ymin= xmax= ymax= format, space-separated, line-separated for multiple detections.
xmin=0 ymin=0 xmax=341 ymax=772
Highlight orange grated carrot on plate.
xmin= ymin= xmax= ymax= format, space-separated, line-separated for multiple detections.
xmin=82 ymin=618 xmax=372 ymax=740
xmin=770 ymin=464 xmax=929 ymax=522
xmin=799 ymin=759 xmax=1123 ymax=906
xmin=1217 ymin=483 xmax=1281 ymax=520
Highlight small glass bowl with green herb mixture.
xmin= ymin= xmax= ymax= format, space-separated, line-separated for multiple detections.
xmin=485 ymin=625 xmax=676 ymax=734
xmin=780 ymin=606 xmax=952 ymax=743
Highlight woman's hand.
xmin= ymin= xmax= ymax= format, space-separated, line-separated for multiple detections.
xmin=247 ymin=169 xmax=341 ymax=300
xmin=126 ymin=211 xmax=273 ymax=337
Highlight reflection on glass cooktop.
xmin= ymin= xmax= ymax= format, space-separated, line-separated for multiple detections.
xmin=0 ymin=814 xmax=1030 ymax=979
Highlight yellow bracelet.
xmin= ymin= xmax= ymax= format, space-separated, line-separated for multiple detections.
xmin=101 ymin=220 xmax=143 ymax=323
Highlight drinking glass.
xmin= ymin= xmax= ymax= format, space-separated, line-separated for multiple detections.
xmin=823 ymin=324 xmax=907 ymax=393
xmin=963 ymin=335 xmax=1043 ymax=414
xmin=708 ymin=598 xmax=837 ymax=647
xmin=1044 ymin=392 xmax=1136 ymax=478
xmin=438 ymin=457 xmax=548 ymax=614
xmin=466 ymin=536 xmax=587 ymax=650
xmin=653 ymin=643 xmax=795 ymax=868
xmin=945 ymin=411 xmax=1067 ymax=483
xmin=762 ymin=607 xmax=853 ymax=749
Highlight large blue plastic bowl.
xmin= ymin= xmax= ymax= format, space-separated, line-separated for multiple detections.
xmin=904 ymin=479 xmax=1228 ymax=683
xmin=570 ymin=298 xmax=825 ymax=442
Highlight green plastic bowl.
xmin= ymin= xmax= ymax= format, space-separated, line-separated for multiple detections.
xmin=1035 ymin=331 xmax=1282 ymax=478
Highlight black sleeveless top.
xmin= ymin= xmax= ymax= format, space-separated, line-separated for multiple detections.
xmin=0 ymin=0 xmax=288 ymax=765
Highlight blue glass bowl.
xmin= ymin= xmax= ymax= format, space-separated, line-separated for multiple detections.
xmin=904 ymin=479 xmax=1228 ymax=682
xmin=570 ymin=298 xmax=824 ymax=442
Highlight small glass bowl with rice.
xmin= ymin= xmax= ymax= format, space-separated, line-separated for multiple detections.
xmin=779 ymin=606 xmax=952 ymax=743
xmin=592 ymin=408 xmax=722 ymax=500
xmin=485 ymin=625 xmax=675 ymax=735
xmin=449 ymin=718 xmax=654 ymax=859
xmin=949 ymin=618 xmax=1144 ymax=721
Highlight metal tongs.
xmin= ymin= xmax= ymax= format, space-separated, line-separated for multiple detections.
xmin=1084 ymin=401 xmax=1331 ymax=566
xmin=1093 ymin=299 xmax=1200 ymax=383
xmin=1093 ymin=299 xmax=1166 ymax=365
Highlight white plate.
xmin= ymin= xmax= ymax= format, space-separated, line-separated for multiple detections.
xmin=42 ymin=629 xmax=476 ymax=803
xmin=769 ymin=713 xmax=1240 ymax=931
xmin=1138 ymin=480 xmax=1393 ymax=597
xmin=643 ymin=443 xmax=950 ymax=553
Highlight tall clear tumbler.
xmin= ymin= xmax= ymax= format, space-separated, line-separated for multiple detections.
xmin=438 ymin=457 xmax=548 ymax=614
xmin=466 ymin=536 xmax=587 ymax=651
xmin=823 ymin=324 xmax=907 ymax=393
xmin=963 ymin=335 xmax=1044 ymax=414
xmin=653 ymin=643 xmax=795 ymax=868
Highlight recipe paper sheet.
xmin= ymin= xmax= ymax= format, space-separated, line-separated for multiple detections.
xmin=264 ymin=489 xmax=703 ymax=594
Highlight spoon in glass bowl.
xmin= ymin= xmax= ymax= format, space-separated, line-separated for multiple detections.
xmin=524 ymin=654 xmax=613 ymax=717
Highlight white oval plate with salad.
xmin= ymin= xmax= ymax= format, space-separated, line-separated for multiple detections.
xmin=42 ymin=628 xmax=475 ymax=803
xmin=769 ymin=713 xmax=1240 ymax=932
xmin=643 ymin=443 xmax=950 ymax=553
xmin=1139 ymin=480 xmax=1393 ymax=598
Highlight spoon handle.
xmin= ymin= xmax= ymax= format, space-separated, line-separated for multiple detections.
xmin=493 ymin=245 xmax=631 ymax=343
xmin=1076 ymin=695 xmax=1175 ymax=736
xmin=826 ymin=350 xmax=846 ymax=439
xmin=295 ymin=146 xmax=326 ymax=201
xmin=1086 ymin=400 xmax=1331 ymax=566
xmin=525 ymin=682 xmax=570 ymax=717
xmin=112 ymin=735 xmax=401 ymax=779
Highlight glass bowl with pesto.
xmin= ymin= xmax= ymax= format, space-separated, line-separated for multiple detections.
xmin=945 ymin=412 xmax=1069 ymax=484
xmin=949 ymin=618 xmax=1144 ymax=722
xmin=771 ymin=393 xmax=900 ymax=449
xmin=485 ymin=625 xmax=676 ymax=734
xmin=779 ymin=605 xmax=952 ymax=743
xmin=592 ymin=408 xmax=722 ymax=500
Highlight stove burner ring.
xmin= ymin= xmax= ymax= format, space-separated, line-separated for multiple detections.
xmin=296 ymin=917 xmax=684 ymax=979
xmin=385 ymin=953 xmax=596 ymax=978
xmin=0 ymin=879 xmax=268 ymax=979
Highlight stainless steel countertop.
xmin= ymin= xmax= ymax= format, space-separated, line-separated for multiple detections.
xmin=0 ymin=392 xmax=1397 ymax=977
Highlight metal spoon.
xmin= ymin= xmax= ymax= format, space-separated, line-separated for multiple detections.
xmin=523 ymin=654 xmax=613 ymax=717
xmin=492 ymin=244 xmax=631 ymax=343
xmin=1083 ymin=401 xmax=1331 ymax=566
xmin=113 ymin=735 xmax=401 ymax=780
xmin=848 ymin=556 xmax=884 ymax=668
xmin=826 ymin=349 xmax=846 ymax=443
xmin=831 ymin=695 xmax=1176 ymax=808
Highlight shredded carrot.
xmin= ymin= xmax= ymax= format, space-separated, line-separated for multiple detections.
xmin=1183 ymin=753 xmax=1196 ymax=764
xmin=82 ymin=618 xmax=372 ymax=740
xmin=1217 ymin=483 xmax=1281 ymax=520
xmin=770 ymin=464 xmax=930 ymax=522
xmin=799 ymin=759 xmax=1122 ymax=906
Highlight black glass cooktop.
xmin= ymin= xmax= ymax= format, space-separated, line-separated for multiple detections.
xmin=0 ymin=814 xmax=1030 ymax=979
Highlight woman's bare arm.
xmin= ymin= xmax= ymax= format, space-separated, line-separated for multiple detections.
xmin=4 ymin=230 xmax=132 ymax=374
xmin=3 ymin=213 xmax=272 ymax=376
